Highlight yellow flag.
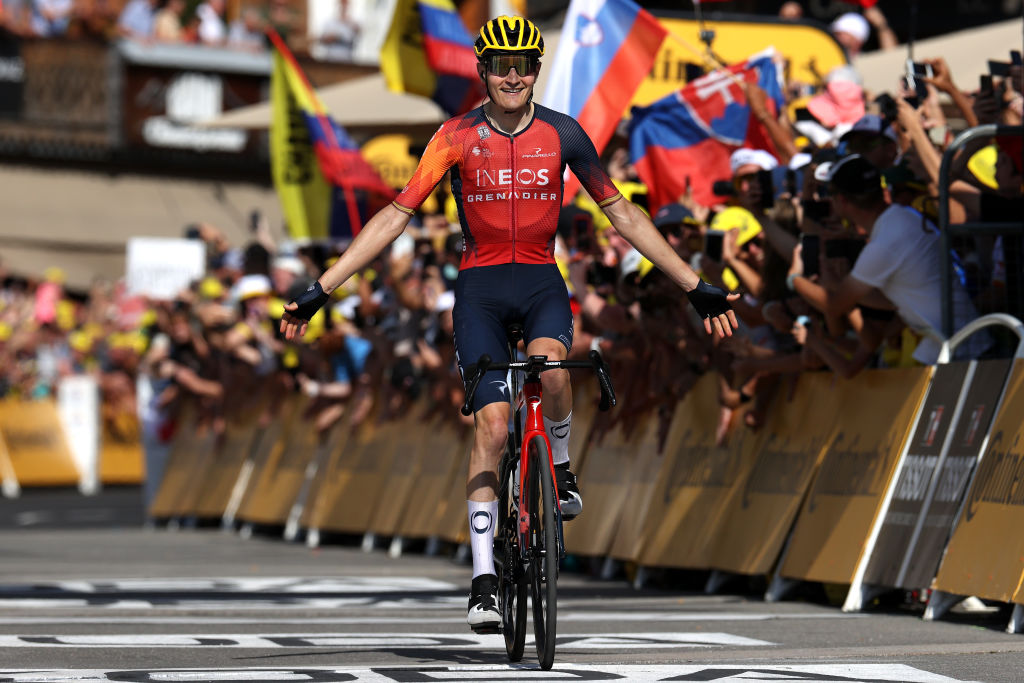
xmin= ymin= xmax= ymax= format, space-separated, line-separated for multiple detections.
xmin=380 ymin=0 xmax=437 ymax=99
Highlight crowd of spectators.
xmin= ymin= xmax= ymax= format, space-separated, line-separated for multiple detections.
xmin=0 ymin=0 xmax=354 ymax=56
xmin=1 ymin=6 xmax=1021 ymax=498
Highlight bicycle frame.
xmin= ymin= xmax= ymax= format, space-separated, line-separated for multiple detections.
xmin=514 ymin=370 xmax=564 ymax=564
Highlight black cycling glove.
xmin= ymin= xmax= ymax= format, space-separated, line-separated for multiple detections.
xmin=685 ymin=279 xmax=732 ymax=320
xmin=290 ymin=281 xmax=330 ymax=321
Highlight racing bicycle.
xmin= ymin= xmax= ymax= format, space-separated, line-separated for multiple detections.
xmin=461 ymin=324 xmax=616 ymax=670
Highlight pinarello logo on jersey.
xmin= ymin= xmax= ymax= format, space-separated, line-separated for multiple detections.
xmin=522 ymin=147 xmax=557 ymax=159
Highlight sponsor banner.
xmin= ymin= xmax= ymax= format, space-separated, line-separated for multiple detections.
xmin=99 ymin=406 xmax=145 ymax=486
xmin=147 ymin=404 xmax=217 ymax=519
xmin=301 ymin=404 xmax=398 ymax=533
xmin=0 ymin=665 xmax=970 ymax=682
xmin=234 ymin=397 xmax=301 ymax=524
xmin=395 ymin=408 xmax=472 ymax=539
xmin=709 ymin=372 xmax=840 ymax=576
xmin=781 ymin=367 xmax=932 ymax=585
xmin=638 ymin=374 xmax=762 ymax=569
xmin=865 ymin=359 xmax=1012 ymax=589
xmin=0 ymin=398 xmax=80 ymax=487
xmin=191 ymin=406 xmax=264 ymax=520
xmin=609 ymin=408 xmax=673 ymax=562
xmin=563 ymin=407 xmax=660 ymax=557
xmin=934 ymin=360 xmax=1024 ymax=603
xmin=368 ymin=403 xmax=430 ymax=536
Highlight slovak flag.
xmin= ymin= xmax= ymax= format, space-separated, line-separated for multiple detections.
xmin=543 ymin=0 xmax=667 ymax=199
xmin=629 ymin=49 xmax=785 ymax=210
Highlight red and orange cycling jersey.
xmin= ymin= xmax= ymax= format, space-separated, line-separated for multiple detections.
xmin=393 ymin=104 xmax=622 ymax=269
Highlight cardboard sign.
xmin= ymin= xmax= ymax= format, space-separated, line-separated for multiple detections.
xmin=126 ymin=237 xmax=205 ymax=301
xmin=781 ymin=367 xmax=932 ymax=585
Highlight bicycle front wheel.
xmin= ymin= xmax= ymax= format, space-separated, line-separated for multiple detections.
xmin=527 ymin=435 xmax=558 ymax=670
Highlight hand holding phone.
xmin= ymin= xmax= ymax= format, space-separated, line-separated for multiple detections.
xmin=704 ymin=230 xmax=725 ymax=262
xmin=800 ymin=233 xmax=820 ymax=278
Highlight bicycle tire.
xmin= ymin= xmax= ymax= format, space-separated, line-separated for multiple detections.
xmin=527 ymin=435 xmax=558 ymax=670
xmin=497 ymin=438 xmax=527 ymax=661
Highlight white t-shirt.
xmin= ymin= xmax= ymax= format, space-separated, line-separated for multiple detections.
xmin=196 ymin=4 xmax=226 ymax=45
xmin=851 ymin=204 xmax=983 ymax=364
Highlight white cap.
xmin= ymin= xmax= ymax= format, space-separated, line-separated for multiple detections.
xmin=730 ymin=148 xmax=779 ymax=174
xmin=788 ymin=152 xmax=813 ymax=171
xmin=830 ymin=12 xmax=870 ymax=45
xmin=273 ymin=255 xmax=306 ymax=277
xmin=234 ymin=273 xmax=272 ymax=301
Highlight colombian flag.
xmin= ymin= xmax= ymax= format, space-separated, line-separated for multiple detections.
xmin=268 ymin=30 xmax=393 ymax=242
xmin=542 ymin=0 xmax=667 ymax=203
xmin=380 ymin=0 xmax=483 ymax=116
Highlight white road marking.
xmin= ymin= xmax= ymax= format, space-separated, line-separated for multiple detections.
xmin=0 ymin=632 xmax=772 ymax=649
xmin=0 ymin=611 xmax=865 ymax=625
xmin=0 ymin=597 xmax=466 ymax=610
xmin=26 ymin=577 xmax=457 ymax=593
xmin=0 ymin=664 xmax=976 ymax=682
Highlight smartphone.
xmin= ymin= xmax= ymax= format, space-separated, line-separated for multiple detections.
xmin=711 ymin=179 xmax=736 ymax=197
xmin=824 ymin=237 xmax=865 ymax=261
xmin=800 ymin=233 xmax=820 ymax=277
xmin=803 ymin=199 xmax=831 ymax=224
xmin=1012 ymin=50 xmax=1022 ymax=66
xmin=704 ymin=230 xmax=725 ymax=262
xmin=757 ymin=169 xmax=775 ymax=210
xmin=875 ymin=92 xmax=898 ymax=123
xmin=980 ymin=74 xmax=994 ymax=92
xmin=989 ymin=60 xmax=1011 ymax=77
xmin=904 ymin=60 xmax=930 ymax=105
xmin=794 ymin=107 xmax=816 ymax=122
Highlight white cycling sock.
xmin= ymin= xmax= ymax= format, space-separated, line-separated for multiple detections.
xmin=545 ymin=412 xmax=571 ymax=466
xmin=467 ymin=499 xmax=498 ymax=579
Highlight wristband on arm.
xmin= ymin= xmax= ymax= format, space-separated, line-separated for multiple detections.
xmin=685 ymin=279 xmax=732 ymax=320
xmin=290 ymin=281 xmax=330 ymax=321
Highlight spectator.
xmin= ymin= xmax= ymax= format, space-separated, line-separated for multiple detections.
xmin=117 ymin=0 xmax=156 ymax=40
xmin=311 ymin=0 xmax=359 ymax=62
xmin=31 ymin=0 xmax=72 ymax=36
xmin=839 ymin=115 xmax=900 ymax=171
xmin=788 ymin=155 xmax=988 ymax=364
xmin=227 ymin=7 xmax=264 ymax=51
xmin=778 ymin=2 xmax=802 ymax=20
xmin=152 ymin=0 xmax=185 ymax=42
xmin=195 ymin=0 xmax=226 ymax=46
xmin=830 ymin=7 xmax=896 ymax=60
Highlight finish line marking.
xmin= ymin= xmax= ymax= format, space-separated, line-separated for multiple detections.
xmin=0 ymin=664 xmax=974 ymax=682
xmin=0 ymin=632 xmax=771 ymax=649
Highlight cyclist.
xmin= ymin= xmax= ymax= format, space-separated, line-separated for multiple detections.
xmin=279 ymin=15 xmax=739 ymax=633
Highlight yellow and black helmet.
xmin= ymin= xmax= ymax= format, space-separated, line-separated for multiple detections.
xmin=474 ymin=15 xmax=544 ymax=57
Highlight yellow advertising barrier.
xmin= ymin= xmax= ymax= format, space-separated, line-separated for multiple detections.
xmin=635 ymin=15 xmax=847 ymax=109
xmin=933 ymin=360 xmax=1024 ymax=603
xmin=395 ymin=405 xmax=472 ymax=540
xmin=0 ymin=398 xmax=79 ymax=487
xmin=435 ymin=437 xmax=474 ymax=544
xmin=236 ymin=395 xmax=328 ymax=526
xmin=233 ymin=396 xmax=301 ymax=524
xmin=780 ymin=367 xmax=932 ymax=585
xmin=368 ymin=403 xmax=429 ymax=537
xmin=191 ymin=409 xmax=263 ymax=520
xmin=99 ymin=415 xmax=145 ymax=485
xmin=148 ymin=403 xmax=216 ymax=519
xmin=563 ymin=406 xmax=658 ymax=558
xmin=608 ymin=407 xmax=672 ymax=562
xmin=637 ymin=373 xmax=761 ymax=569
xmin=708 ymin=372 xmax=841 ymax=576
xmin=301 ymin=404 xmax=398 ymax=534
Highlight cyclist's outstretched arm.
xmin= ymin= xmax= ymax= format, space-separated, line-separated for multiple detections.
xmin=602 ymin=198 xmax=739 ymax=338
xmin=280 ymin=204 xmax=413 ymax=340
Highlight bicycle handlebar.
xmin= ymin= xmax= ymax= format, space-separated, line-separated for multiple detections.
xmin=460 ymin=350 xmax=617 ymax=416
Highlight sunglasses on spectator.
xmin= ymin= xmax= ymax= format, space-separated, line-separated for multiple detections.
xmin=846 ymin=135 xmax=885 ymax=153
xmin=485 ymin=54 xmax=540 ymax=77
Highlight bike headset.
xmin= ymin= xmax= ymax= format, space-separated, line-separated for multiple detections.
xmin=474 ymin=16 xmax=544 ymax=107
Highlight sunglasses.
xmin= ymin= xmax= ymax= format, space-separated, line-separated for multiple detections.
xmin=485 ymin=54 xmax=540 ymax=77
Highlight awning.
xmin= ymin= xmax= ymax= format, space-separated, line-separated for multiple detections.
xmin=855 ymin=19 xmax=1022 ymax=97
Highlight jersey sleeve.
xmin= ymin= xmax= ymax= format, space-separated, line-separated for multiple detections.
xmin=561 ymin=117 xmax=622 ymax=208
xmin=393 ymin=120 xmax=461 ymax=214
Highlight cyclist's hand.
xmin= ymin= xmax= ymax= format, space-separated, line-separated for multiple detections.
xmin=280 ymin=281 xmax=329 ymax=340
xmin=686 ymin=280 xmax=740 ymax=338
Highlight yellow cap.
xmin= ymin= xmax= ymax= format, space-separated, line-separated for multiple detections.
xmin=44 ymin=267 xmax=66 ymax=284
xmin=967 ymin=144 xmax=999 ymax=190
xmin=710 ymin=207 xmax=763 ymax=246
xmin=199 ymin=277 xmax=225 ymax=300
